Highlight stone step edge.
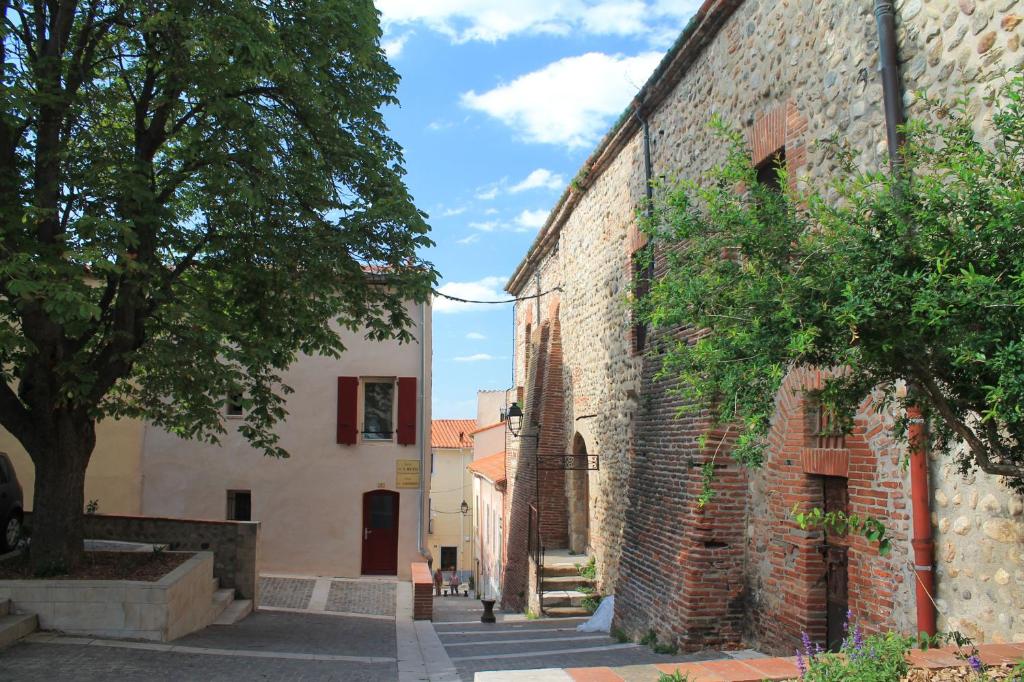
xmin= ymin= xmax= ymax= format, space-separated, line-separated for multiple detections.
xmin=212 ymin=599 xmax=253 ymax=626
xmin=0 ymin=613 xmax=38 ymax=649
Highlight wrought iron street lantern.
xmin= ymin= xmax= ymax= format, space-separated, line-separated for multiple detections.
xmin=460 ymin=500 xmax=469 ymax=515
xmin=506 ymin=402 xmax=524 ymax=437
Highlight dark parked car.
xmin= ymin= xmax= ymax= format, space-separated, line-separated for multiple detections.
xmin=0 ymin=452 xmax=24 ymax=552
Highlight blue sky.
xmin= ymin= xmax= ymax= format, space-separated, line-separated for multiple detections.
xmin=376 ymin=1 xmax=701 ymax=419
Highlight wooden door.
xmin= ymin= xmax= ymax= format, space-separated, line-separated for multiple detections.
xmin=362 ymin=490 xmax=399 ymax=575
xmin=823 ymin=476 xmax=849 ymax=652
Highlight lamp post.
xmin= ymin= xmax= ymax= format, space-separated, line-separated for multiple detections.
xmin=506 ymin=402 xmax=524 ymax=437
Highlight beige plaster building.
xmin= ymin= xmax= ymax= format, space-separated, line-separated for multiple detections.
xmin=4 ymin=302 xmax=432 ymax=581
xmin=470 ymin=451 xmax=505 ymax=602
xmin=0 ymin=418 xmax=147 ymax=516
xmin=427 ymin=419 xmax=475 ymax=578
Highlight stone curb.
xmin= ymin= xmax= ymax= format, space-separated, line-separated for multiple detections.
xmin=540 ymin=643 xmax=1024 ymax=682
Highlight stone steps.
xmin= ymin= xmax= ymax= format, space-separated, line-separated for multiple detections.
xmin=540 ymin=575 xmax=595 ymax=592
xmin=0 ymin=600 xmax=37 ymax=648
xmin=540 ymin=590 xmax=590 ymax=608
xmin=213 ymin=598 xmax=253 ymax=625
xmin=542 ymin=606 xmax=592 ymax=618
xmin=541 ymin=563 xmax=585 ymax=578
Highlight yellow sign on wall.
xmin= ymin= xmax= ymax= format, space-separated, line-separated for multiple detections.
xmin=396 ymin=459 xmax=421 ymax=488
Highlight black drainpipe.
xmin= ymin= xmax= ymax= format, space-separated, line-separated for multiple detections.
xmin=873 ymin=0 xmax=906 ymax=174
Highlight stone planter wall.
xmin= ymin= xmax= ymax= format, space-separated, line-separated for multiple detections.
xmin=24 ymin=512 xmax=260 ymax=602
xmin=0 ymin=551 xmax=216 ymax=641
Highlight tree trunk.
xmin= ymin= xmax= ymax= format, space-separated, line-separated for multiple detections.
xmin=28 ymin=414 xmax=95 ymax=574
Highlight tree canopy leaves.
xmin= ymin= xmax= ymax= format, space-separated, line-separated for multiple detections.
xmin=0 ymin=0 xmax=436 ymax=458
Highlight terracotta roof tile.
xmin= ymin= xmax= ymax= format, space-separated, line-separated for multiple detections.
xmin=431 ymin=419 xmax=476 ymax=449
xmin=468 ymin=452 xmax=506 ymax=485
xmin=469 ymin=420 xmax=506 ymax=436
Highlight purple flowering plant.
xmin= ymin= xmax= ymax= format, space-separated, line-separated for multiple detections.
xmin=794 ymin=611 xmax=912 ymax=681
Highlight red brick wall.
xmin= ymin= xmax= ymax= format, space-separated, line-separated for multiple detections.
xmin=501 ymin=326 xmax=543 ymax=611
xmin=614 ymin=317 xmax=748 ymax=652
xmin=537 ymin=312 xmax=568 ymax=549
xmin=745 ymin=368 xmax=911 ymax=654
xmin=411 ymin=562 xmax=433 ymax=620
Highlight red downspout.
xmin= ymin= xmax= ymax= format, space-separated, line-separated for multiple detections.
xmin=907 ymin=404 xmax=936 ymax=636
xmin=874 ymin=0 xmax=937 ymax=637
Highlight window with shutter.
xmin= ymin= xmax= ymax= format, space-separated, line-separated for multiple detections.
xmin=337 ymin=376 xmax=359 ymax=445
xmin=396 ymin=377 xmax=417 ymax=445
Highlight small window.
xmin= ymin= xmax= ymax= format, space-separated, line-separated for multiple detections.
xmin=440 ymin=546 xmax=457 ymax=573
xmin=632 ymin=251 xmax=650 ymax=353
xmin=755 ymin=148 xmax=786 ymax=193
xmin=226 ymin=391 xmax=244 ymax=418
xmin=227 ymin=490 xmax=251 ymax=521
xmin=363 ymin=380 xmax=395 ymax=441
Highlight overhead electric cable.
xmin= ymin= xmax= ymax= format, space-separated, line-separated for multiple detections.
xmin=430 ymin=286 xmax=563 ymax=306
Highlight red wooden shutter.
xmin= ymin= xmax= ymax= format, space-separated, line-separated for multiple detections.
xmin=337 ymin=377 xmax=359 ymax=445
xmin=396 ymin=377 xmax=417 ymax=445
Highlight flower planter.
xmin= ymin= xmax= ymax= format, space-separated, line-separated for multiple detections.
xmin=0 ymin=551 xmax=217 ymax=641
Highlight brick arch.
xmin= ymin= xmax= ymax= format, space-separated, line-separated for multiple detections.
xmin=567 ymin=432 xmax=591 ymax=554
xmin=747 ymin=367 xmax=911 ymax=654
xmin=748 ymin=99 xmax=808 ymax=192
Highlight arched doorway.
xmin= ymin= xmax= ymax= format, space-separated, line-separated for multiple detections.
xmin=567 ymin=433 xmax=590 ymax=555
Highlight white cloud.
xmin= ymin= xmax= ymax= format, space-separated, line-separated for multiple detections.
xmin=427 ymin=120 xmax=454 ymax=132
xmin=433 ymin=275 xmax=509 ymax=314
xmin=515 ymin=209 xmax=549 ymax=231
xmin=484 ymin=208 xmax=499 ymax=215
xmin=466 ymin=332 xmax=487 ymax=340
xmin=456 ymin=233 xmax=481 ymax=245
xmin=454 ymin=353 xmax=498 ymax=362
xmin=376 ymin=0 xmax=702 ymax=45
xmin=461 ymin=51 xmax=663 ymax=148
xmin=509 ymin=168 xmax=565 ymax=193
xmin=441 ymin=206 xmax=467 ymax=217
xmin=382 ymin=31 xmax=412 ymax=59
xmin=469 ymin=220 xmax=499 ymax=232
xmin=475 ymin=186 xmax=500 ymax=201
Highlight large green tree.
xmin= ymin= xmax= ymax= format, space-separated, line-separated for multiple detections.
xmin=0 ymin=0 xmax=435 ymax=571
xmin=641 ymin=77 xmax=1024 ymax=498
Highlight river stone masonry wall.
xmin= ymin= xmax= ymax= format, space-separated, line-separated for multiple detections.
xmin=504 ymin=0 xmax=1024 ymax=647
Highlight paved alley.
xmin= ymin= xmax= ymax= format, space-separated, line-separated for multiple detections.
xmin=0 ymin=576 xmax=417 ymax=682
xmin=430 ymin=595 xmax=728 ymax=681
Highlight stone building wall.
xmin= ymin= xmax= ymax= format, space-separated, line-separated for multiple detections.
xmin=503 ymin=0 xmax=1024 ymax=644
xmin=931 ymin=451 xmax=1024 ymax=643
xmin=555 ymin=137 xmax=647 ymax=594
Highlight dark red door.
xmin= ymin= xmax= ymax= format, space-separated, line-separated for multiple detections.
xmin=362 ymin=490 xmax=399 ymax=575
